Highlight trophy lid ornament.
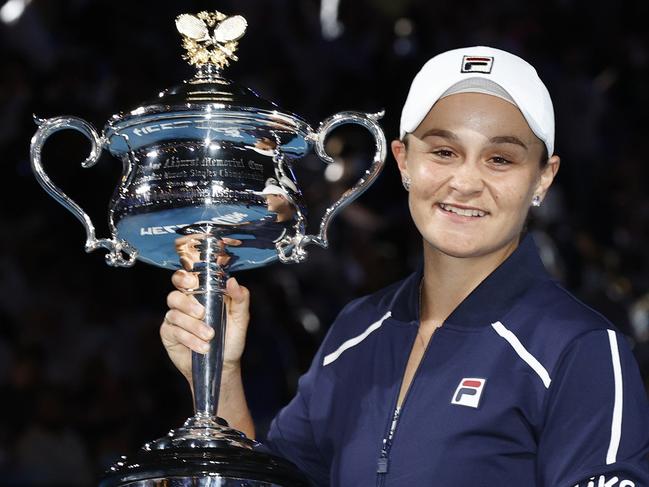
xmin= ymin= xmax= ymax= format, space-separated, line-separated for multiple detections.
xmin=176 ymin=11 xmax=248 ymax=70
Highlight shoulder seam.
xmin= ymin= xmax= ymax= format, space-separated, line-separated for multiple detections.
xmin=546 ymin=280 xmax=616 ymax=329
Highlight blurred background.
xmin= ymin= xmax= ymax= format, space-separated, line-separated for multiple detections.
xmin=1 ymin=0 xmax=649 ymax=484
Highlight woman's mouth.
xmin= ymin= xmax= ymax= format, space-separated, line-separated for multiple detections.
xmin=438 ymin=203 xmax=488 ymax=218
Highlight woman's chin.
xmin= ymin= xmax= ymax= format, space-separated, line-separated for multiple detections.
xmin=421 ymin=232 xmax=520 ymax=260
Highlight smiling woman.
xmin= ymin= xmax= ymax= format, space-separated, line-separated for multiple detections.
xmin=393 ymin=92 xmax=558 ymax=263
xmin=160 ymin=46 xmax=649 ymax=486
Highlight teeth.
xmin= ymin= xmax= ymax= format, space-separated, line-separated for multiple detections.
xmin=439 ymin=203 xmax=486 ymax=217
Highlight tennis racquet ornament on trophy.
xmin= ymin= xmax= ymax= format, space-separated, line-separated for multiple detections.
xmin=30 ymin=10 xmax=386 ymax=487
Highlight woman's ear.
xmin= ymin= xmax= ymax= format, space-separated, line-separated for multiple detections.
xmin=535 ymin=154 xmax=561 ymax=201
xmin=391 ymin=139 xmax=408 ymax=175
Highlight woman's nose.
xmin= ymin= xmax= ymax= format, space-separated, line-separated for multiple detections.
xmin=448 ymin=159 xmax=484 ymax=195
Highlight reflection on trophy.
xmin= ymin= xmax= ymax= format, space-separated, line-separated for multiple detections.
xmin=30 ymin=10 xmax=386 ymax=487
xmin=261 ymin=177 xmax=298 ymax=222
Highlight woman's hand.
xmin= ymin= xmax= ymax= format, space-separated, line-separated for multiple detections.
xmin=160 ymin=270 xmax=250 ymax=385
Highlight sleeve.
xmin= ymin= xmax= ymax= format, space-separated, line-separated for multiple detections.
xmin=256 ymin=327 xmax=335 ymax=487
xmin=537 ymin=329 xmax=649 ymax=487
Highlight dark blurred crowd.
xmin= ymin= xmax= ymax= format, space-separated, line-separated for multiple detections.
xmin=1 ymin=0 xmax=649 ymax=484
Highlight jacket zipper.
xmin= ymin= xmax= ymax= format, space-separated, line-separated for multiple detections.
xmin=376 ymin=406 xmax=400 ymax=481
xmin=376 ymin=327 xmax=436 ymax=486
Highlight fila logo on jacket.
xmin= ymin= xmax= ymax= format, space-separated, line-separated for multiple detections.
xmin=451 ymin=378 xmax=486 ymax=408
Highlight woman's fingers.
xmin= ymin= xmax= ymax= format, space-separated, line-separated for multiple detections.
xmin=171 ymin=269 xmax=199 ymax=292
xmin=164 ymin=289 xmax=213 ymax=356
xmin=164 ymin=308 xmax=213 ymax=339
xmin=225 ymin=276 xmax=250 ymax=307
xmin=160 ymin=317 xmax=211 ymax=354
xmin=225 ymin=277 xmax=250 ymax=330
xmin=167 ymin=289 xmax=205 ymax=320
xmin=162 ymin=275 xmax=250 ymax=368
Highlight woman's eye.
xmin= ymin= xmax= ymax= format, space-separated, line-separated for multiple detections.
xmin=432 ymin=149 xmax=454 ymax=158
xmin=490 ymin=156 xmax=511 ymax=165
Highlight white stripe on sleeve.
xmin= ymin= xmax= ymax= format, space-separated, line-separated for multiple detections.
xmin=606 ymin=329 xmax=623 ymax=465
xmin=491 ymin=321 xmax=552 ymax=388
xmin=322 ymin=311 xmax=392 ymax=366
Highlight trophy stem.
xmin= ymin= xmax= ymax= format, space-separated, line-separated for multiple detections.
xmin=196 ymin=63 xmax=221 ymax=80
xmin=192 ymin=235 xmax=227 ymax=417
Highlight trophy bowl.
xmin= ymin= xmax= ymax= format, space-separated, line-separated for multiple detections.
xmin=30 ymin=10 xmax=386 ymax=487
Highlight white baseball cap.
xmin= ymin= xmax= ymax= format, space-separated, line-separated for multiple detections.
xmin=261 ymin=176 xmax=297 ymax=200
xmin=261 ymin=183 xmax=287 ymax=197
xmin=399 ymin=46 xmax=555 ymax=155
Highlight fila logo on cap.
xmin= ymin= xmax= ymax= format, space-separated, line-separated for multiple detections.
xmin=461 ymin=55 xmax=494 ymax=74
xmin=451 ymin=378 xmax=486 ymax=408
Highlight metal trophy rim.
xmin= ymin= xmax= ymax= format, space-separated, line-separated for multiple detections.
xmin=104 ymin=106 xmax=314 ymax=158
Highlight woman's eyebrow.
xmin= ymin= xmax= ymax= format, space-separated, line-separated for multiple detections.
xmin=489 ymin=135 xmax=528 ymax=150
xmin=416 ymin=131 xmax=529 ymax=150
xmin=419 ymin=128 xmax=458 ymax=140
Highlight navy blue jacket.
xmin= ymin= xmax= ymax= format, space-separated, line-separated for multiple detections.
xmin=263 ymin=236 xmax=649 ymax=486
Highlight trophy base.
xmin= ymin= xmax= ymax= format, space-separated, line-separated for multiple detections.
xmin=142 ymin=415 xmax=257 ymax=450
xmin=100 ymin=417 xmax=308 ymax=487
xmin=99 ymin=447 xmax=309 ymax=487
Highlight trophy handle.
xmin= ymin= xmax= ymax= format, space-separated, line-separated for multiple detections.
xmin=30 ymin=116 xmax=137 ymax=267
xmin=277 ymin=111 xmax=386 ymax=263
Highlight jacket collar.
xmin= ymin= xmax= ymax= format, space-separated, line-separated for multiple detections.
xmin=385 ymin=234 xmax=552 ymax=327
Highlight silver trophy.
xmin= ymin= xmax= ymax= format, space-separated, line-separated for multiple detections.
xmin=30 ymin=10 xmax=386 ymax=487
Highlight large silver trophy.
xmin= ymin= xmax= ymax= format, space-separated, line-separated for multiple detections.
xmin=30 ymin=10 xmax=385 ymax=487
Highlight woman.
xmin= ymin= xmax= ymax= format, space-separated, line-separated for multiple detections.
xmin=160 ymin=46 xmax=649 ymax=486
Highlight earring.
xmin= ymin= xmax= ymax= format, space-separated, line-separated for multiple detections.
xmin=532 ymin=195 xmax=542 ymax=207
xmin=402 ymin=175 xmax=411 ymax=191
